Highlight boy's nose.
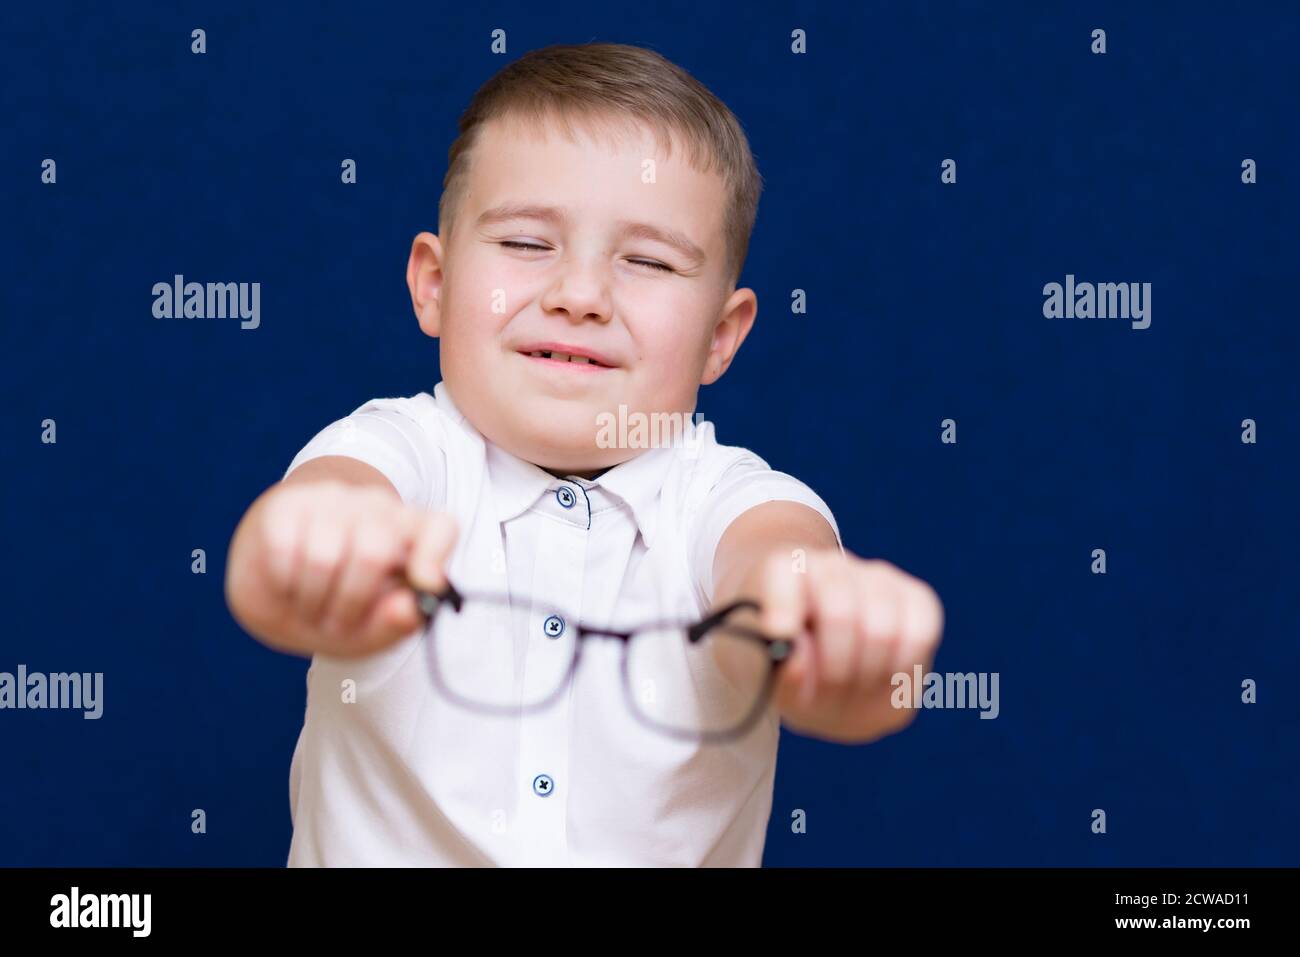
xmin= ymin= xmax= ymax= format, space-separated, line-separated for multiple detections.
xmin=540 ymin=264 xmax=613 ymax=325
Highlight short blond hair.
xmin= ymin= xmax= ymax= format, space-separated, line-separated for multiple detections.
xmin=438 ymin=42 xmax=764 ymax=286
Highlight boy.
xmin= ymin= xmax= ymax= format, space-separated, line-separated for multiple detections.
xmin=225 ymin=42 xmax=943 ymax=866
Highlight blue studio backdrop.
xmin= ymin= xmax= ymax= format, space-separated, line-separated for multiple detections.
xmin=2 ymin=2 xmax=1297 ymax=866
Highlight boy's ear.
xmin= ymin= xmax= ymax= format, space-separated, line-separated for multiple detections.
xmin=406 ymin=231 xmax=445 ymax=338
xmin=701 ymin=287 xmax=758 ymax=385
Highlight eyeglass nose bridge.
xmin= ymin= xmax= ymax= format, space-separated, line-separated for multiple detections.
xmin=573 ymin=624 xmax=635 ymax=643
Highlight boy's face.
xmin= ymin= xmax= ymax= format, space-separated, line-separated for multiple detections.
xmin=406 ymin=114 xmax=757 ymax=477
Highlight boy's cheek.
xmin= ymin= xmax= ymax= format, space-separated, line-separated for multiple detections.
xmin=440 ymin=287 xmax=519 ymax=342
xmin=444 ymin=252 xmax=523 ymax=315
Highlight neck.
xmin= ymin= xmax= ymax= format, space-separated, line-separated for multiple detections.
xmin=541 ymin=464 xmax=612 ymax=481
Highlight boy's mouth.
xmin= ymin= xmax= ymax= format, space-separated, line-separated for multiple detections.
xmin=515 ymin=343 xmax=618 ymax=370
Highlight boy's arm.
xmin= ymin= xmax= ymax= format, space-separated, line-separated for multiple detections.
xmin=279 ymin=454 xmax=398 ymax=492
xmin=711 ymin=501 xmax=944 ymax=744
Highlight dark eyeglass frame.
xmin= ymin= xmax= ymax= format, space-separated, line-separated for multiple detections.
xmin=413 ymin=580 xmax=794 ymax=743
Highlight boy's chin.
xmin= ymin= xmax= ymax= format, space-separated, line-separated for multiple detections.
xmin=488 ymin=403 xmax=621 ymax=467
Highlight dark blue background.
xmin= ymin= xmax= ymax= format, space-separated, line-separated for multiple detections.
xmin=2 ymin=2 xmax=1296 ymax=866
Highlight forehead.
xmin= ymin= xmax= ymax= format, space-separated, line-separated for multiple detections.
xmin=464 ymin=113 xmax=727 ymax=255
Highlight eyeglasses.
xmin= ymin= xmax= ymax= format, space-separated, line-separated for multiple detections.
xmin=413 ymin=581 xmax=794 ymax=743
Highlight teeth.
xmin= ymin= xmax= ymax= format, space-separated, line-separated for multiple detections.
xmin=529 ymin=350 xmax=600 ymax=365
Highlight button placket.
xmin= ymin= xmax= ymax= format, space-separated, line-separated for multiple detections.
xmin=512 ymin=490 xmax=591 ymax=862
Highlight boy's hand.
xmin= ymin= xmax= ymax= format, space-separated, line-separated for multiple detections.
xmin=226 ymin=480 xmax=458 ymax=659
xmin=739 ymin=548 xmax=944 ymax=744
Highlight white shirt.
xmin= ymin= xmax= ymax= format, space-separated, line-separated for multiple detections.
xmin=281 ymin=381 xmax=841 ymax=866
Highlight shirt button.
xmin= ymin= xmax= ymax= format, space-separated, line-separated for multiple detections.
xmin=555 ymin=486 xmax=576 ymax=509
xmin=532 ymin=774 xmax=555 ymax=797
xmin=542 ymin=615 xmax=565 ymax=639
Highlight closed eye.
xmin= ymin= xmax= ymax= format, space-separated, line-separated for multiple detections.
xmin=628 ymin=258 xmax=674 ymax=274
xmin=499 ymin=242 xmax=674 ymax=274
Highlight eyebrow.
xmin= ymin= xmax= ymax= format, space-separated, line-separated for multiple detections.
xmin=475 ymin=203 xmax=707 ymax=266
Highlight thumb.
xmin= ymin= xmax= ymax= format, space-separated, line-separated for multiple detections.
xmin=405 ymin=510 xmax=459 ymax=593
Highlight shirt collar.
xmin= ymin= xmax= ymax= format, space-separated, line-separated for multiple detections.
xmin=432 ymin=381 xmax=677 ymax=550
xmin=583 ymin=444 xmax=676 ymax=550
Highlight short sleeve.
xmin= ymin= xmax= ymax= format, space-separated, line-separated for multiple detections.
xmin=282 ymin=398 xmax=446 ymax=509
xmin=689 ymin=453 xmax=842 ymax=605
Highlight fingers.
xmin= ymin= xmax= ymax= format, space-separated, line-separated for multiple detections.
xmin=757 ymin=550 xmax=805 ymax=637
xmin=406 ymin=511 xmax=458 ymax=593
xmin=319 ymin=500 xmax=456 ymax=651
xmin=756 ymin=551 xmax=813 ymax=700
xmin=296 ymin=498 xmax=352 ymax=624
xmin=856 ymin=563 xmax=905 ymax=690
xmin=766 ymin=550 xmax=947 ymax=743
xmin=888 ymin=578 xmax=945 ymax=679
xmin=247 ymin=479 xmax=460 ymax=657
xmin=356 ymin=580 xmax=424 ymax=652
xmin=260 ymin=488 xmax=308 ymax=599
xmin=803 ymin=556 xmax=868 ymax=710
xmin=323 ymin=502 xmax=411 ymax=639
xmin=341 ymin=510 xmax=457 ymax=655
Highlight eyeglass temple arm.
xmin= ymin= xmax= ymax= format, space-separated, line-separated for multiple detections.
xmin=687 ymin=598 xmax=760 ymax=644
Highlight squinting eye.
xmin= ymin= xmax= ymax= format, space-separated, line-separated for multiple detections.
xmin=500 ymin=242 xmax=672 ymax=274
xmin=629 ymin=259 xmax=674 ymax=274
